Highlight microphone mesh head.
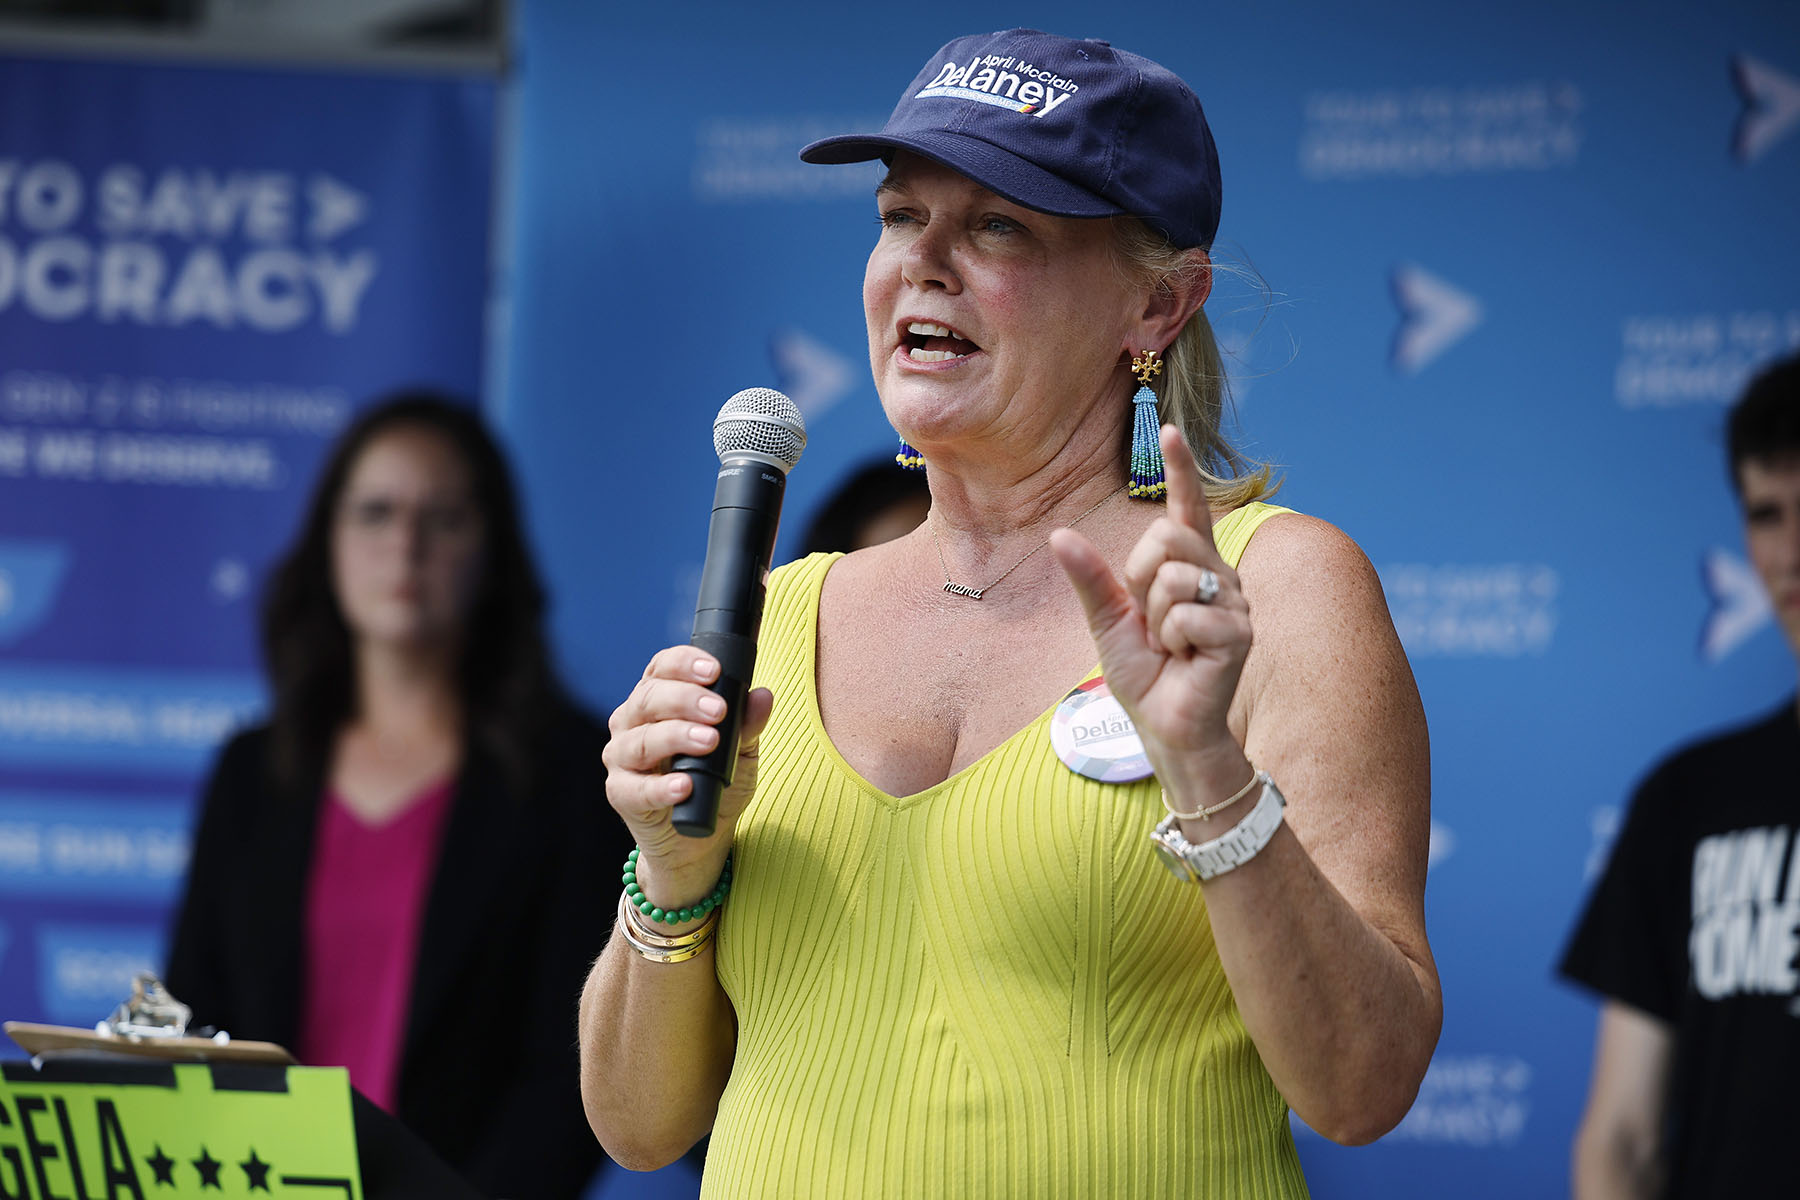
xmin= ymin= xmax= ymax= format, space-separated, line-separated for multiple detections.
xmin=713 ymin=387 xmax=806 ymax=473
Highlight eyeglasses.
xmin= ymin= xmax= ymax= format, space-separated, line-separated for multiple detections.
xmin=337 ymin=496 xmax=480 ymax=539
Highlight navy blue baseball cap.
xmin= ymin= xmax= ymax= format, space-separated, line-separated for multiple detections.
xmin=801 ymin=29 xmax=1222 ymax=250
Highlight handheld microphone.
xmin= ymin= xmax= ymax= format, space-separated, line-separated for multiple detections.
xmin=669 ymin=388 xmax=806 ymax=838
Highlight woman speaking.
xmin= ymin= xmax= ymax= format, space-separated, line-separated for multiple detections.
xmin=582 ymin=29 xmax=1441 ymax=1198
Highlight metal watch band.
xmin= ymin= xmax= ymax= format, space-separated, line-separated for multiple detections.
xmin=1148 ymin=771 xmax=1287 ymax=883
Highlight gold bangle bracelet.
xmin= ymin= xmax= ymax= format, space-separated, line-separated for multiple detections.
xmin=1162 ymin=766 xmax=1265 ymax=822
xmin=616 ymin=892 xmax=719 ymax=963
xmin=621 ymin=925 xmax=714 ymax=964
xmin=619 ymin=892 xmax=720 ymax=946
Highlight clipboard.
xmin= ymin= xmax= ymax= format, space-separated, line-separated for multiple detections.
xmin=4 ymin=1020 xmax=296 ymax=1065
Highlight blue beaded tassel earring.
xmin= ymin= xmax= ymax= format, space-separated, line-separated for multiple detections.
xmin=896 ymin=438 xmax=925 ymax=470
xmin=1128 ymin=348 xmax=1166 ymax=499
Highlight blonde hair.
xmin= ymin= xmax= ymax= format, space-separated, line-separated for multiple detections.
xmin=1110 ymin=218 xmax=1276 ymax=511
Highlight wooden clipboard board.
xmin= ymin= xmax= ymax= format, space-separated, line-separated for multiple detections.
xmin=4 ymin=1020 xmax=295 ymax=1065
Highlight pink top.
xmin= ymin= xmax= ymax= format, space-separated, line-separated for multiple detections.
xmin=297 ymin=779 xmax=455 ymax=1112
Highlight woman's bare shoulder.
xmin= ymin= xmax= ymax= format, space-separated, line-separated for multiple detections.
xmin=1229 ymin=509 xmax=1409 ymax=725
xmin=1233 ymin=510 xmax=1382 ymax=603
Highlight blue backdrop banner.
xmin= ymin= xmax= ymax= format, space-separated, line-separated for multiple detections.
xmin=0 ymin=47 xmax=495 ymax=1035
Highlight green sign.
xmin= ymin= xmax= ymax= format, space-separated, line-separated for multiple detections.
xmin=0 ymin=1062 xmax=361 ymax=1199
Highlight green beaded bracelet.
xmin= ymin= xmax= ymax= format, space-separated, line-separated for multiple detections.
xmin=622 ymin=846 xmax=733 ymax=925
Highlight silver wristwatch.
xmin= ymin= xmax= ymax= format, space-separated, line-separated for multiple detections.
xmin=1149 ymin=772 xmax=1287 ymax=883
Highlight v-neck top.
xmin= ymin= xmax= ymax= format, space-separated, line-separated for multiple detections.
xmin=297 ymin=778 xmax=454 ymax=1113
xmin=707 ymin=502 xmax=1307 ymax=1199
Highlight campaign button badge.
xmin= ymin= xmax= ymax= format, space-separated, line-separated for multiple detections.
xmin=1050 ymin=677 xmax=1152 ymax=783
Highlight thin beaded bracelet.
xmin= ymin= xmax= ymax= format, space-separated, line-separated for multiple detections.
xmin=622 ymin=846 xmax=734 ymax=925
xmin=1162 ymin=766 xmax=1264 ymax=822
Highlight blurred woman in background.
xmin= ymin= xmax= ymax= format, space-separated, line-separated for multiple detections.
xmin=169 ymin=392 xmax=628 ymax=1198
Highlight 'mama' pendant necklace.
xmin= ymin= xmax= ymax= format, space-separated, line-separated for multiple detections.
xmin=932 ymin=484 xmax=1125 ymax=600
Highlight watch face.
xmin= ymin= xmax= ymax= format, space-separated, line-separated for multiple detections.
xmin=1149 ymin=828 xmax=1198 ymax=882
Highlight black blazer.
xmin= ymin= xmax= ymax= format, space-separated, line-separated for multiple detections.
xmin=165 ymin=704 xmax=630 ymax=1199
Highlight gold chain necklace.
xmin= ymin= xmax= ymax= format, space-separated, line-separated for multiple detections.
xmin=931 ymin=484 xmax=1125 ymax=600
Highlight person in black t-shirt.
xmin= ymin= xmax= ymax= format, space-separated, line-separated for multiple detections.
xmin=1561 ymin=352 xmax=1800 ymax=1199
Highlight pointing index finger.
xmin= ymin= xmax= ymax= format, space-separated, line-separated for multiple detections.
xmin=1160 ymin=423 xmax=1217 ymax=550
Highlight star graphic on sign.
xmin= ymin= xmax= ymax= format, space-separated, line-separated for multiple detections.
xmin=145 ymin=1145 xmax=176 ymax=1186
xmin=193 ymin=1147 xmax=223 ymax=1189
xmin=240 ymin=1148 xmax=273 ymax=1191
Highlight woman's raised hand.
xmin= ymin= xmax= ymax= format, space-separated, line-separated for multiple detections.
xmin=602 ymin=647 xmax=774 ymax=896
xmin=1051 ymin=424 xmax=1253 ymax=796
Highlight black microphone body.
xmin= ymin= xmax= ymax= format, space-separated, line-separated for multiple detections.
xmin=669 ymin=390 xmax=803 ymax=837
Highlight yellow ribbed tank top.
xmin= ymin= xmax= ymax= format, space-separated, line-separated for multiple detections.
xmin=708 ymin=502 xmax=1307 ymax=1199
